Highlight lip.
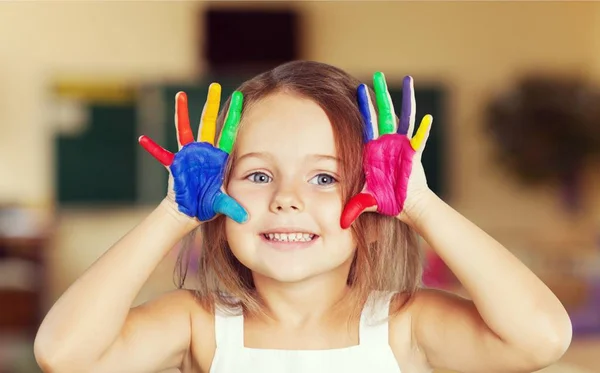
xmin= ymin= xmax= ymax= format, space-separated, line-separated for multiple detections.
xmin=259 ymin=227 xmax=317 ymax=235
xmin=259 ymin=233 xmax=319 ymax=251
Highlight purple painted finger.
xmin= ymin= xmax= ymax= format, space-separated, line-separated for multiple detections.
xmin=398 ymin=76 xmax=414 ymax=136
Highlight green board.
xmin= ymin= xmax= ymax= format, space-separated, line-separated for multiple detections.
xmin=56 ymin=103 xmax=137 ymax=205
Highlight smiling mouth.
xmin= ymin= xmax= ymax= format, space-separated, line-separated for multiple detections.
xmin=261 ymin=232 xmax=318 ymax=242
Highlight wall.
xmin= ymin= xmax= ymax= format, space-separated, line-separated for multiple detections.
xmin=0 ymin=0 xmax=598 ymax=309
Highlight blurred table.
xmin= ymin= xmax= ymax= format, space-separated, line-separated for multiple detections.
xmin=0 ymin=235 xmax=49 ymax=336
xmin=0 ymin=206 xmax=52 ymax=336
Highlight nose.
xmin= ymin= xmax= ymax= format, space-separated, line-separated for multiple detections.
xmin=269 ymin=184 xmax=304 ymax=213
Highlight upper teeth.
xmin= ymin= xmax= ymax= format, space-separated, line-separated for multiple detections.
xmin=265 ymin=233 xmax=315 ymax=242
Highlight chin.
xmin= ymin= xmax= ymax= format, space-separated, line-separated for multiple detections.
xmin=254 ymin=266 xmax=320 ymax=284
xmin=245 ymin=250 xmax=356 ymax=286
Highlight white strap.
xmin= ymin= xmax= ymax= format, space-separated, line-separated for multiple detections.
xmin=359 ymin=291 xmax=395 ymax=346
xmin=214 ymin=308 xmax=245 ymax=348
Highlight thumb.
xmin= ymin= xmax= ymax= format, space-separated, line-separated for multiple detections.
xmin=409 ymin=114 xmax=433 ymax=153
xmin=340 ymin=192 xmax=378 ymax=229
xmin=213 ymin=191 xmax=249 ymax=224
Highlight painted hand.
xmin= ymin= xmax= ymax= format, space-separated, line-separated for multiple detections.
xmin=340 ymin=73 xmax=432 ymax=229
xmin=139 ymin=84 xmax=248 ymax=224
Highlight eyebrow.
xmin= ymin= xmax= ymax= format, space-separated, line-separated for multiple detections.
xmin=236 ymin=152 xmax=339 ymax=163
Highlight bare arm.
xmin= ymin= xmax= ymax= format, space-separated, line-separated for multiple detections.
xmin=34 ymin=199 xmax=200 ymax=373
xmin=90 ymin=289 xmax=202 ymax=373
xmin=403 ymin=191 xmax=572 ymax=372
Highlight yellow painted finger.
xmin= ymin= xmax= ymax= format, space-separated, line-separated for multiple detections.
xmin=199 ymin=83 xmax=222 ymax=145
xmin=410 ymin=114 xmax=433 ymax=151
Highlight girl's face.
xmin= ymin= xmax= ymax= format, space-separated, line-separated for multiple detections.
xmin=225 ymin=92 xmax=357 ymax=285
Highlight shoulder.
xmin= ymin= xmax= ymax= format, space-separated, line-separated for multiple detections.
xmin=152 ymin=287 xmax=201 ymax=305
xmin=138 ymin=289 xmax=217 ymax=373
xmin=386 ymin=292 xmax=416 ymax=359
xmin=128 ymin=289 xmax=201 ymax=330
xmin=388 ymin=287 xmax=464 ymax=338
xmin=134 ymin=288 xmax=209 ymax=324
xmin=389 ymin=287 xmax=465 ymax=319
xmin=387 ymin=289 xmax=454 ymax=372
xmin=185 ymin=291 xmax=223 ymax=373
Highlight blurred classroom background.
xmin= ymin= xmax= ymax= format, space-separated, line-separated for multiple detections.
xmin=0 ymin=1 xmax=599 ymax=372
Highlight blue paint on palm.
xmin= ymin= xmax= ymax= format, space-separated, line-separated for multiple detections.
xmin=170 ymin=142 xmax=245 ymax=222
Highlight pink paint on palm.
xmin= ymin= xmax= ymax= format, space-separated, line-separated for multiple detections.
xmin=363 ymin=134 xmax=415 ymax=216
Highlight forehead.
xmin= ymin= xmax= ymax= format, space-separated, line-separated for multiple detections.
xmin=233 ymin=92 xmax=337 ymax=157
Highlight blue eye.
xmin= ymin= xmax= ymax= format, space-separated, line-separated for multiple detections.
xmin=247 ymin=172 xmax=272 ymax=184
xmin=309 ymin=174 xmax=337 ymax=186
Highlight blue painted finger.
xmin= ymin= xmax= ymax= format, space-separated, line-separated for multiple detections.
xmin=357 ymin=84 xmax=378 ymax=143
xmin=214 ymin=191 xmax=248 ymax=224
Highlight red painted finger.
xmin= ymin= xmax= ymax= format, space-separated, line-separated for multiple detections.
xmin=340 ymin=192 xmax=378 ymax=229
xmin=175 ymin=92 xmax=194 ymax=147
xmin=139 ymin=135 xmax=174 ymax=166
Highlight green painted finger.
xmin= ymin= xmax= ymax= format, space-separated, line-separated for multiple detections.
xmin=373 ymin=72 xmax=396 ymax=135
xmin=218 ymin=91 xmax=243 ymax=154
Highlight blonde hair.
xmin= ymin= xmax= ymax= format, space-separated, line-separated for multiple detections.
xmin=176 ymin=61 xmax=423 ymax=319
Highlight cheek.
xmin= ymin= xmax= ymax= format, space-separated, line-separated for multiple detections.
xmin=227 ymin=180 xmax=269 ymax=212
xmin=224 ymin=208 xmax=256 ymax=265
xmin=224 ymin=218 xmax=243 ymax=254
xmin=308 ymin=190 xmax=346 ymax=234
xmin=224 ymin=181 xmax=267 ymax=256
xmin=309 ymin=188 xmax=343 ymax=213
xmin=308 ymin=190 xmax=356 ymax=248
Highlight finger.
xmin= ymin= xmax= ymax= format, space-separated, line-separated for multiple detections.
xmin=340 ymin=192 xmax=378 ymax=229
xmin=213 ymin=191 xmax=248 ymax=224
xmin=198 ymin=83 xmax=221 ymax=145
xmin=373 ymin=72 xmax=396 ymax=136
xmin=410 ymin=114 xmax=433 ymax=152
xmin=138 ymin=135 xmax=174 ymax=166
xmin=398 ymin=76 xmax=416 ymax=137
xmin=357 ymin=84 xmax=378 ymax=142
xmin=217 ymin=91 xmax=243 ymax=154
xmin=175 ymin=92 xmax=194 ymax=149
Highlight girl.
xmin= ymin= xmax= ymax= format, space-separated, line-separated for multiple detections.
xmin=34 ymin=61 xmax=572 ymax=373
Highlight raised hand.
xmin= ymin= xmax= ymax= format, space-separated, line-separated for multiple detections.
xmin=340 ymin=73 xmax=433 ymax=229
xmin=139 ymin=84 xmax=248 ymax=224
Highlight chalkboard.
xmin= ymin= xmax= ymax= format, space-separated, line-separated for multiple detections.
xmin=55 ymin=102 xmax=137 ymax=205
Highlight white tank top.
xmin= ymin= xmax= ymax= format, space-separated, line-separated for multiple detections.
xmin=209 ymin=291 xmax=401 ymax=373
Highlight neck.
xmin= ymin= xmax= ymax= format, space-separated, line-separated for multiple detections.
xmin=251 ymin=261 xmax=354 ymax=328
